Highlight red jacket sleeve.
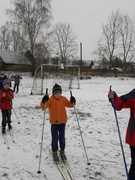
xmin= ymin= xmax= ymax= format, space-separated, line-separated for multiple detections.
xmin=114 ymin=96 xmax=132 ymax=110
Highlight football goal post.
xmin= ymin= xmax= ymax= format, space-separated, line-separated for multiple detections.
xmin=30 ymin=64 xmax=80 ymax=95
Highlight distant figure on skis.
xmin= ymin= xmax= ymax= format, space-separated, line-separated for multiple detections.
xmin=108 ymin=89 xmax=135 ymax=180
xmin=0 ymin=80 xmax=14 ymax=134
xmin=40 ymin=84 xmax=76 ymax=162
xmin=11 ymin=74 xmax=22 ymax=93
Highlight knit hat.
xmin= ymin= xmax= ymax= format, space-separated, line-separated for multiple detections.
xmin=52 ymin=84 xmax=62 ymax=94
xmin=0 ymin=72 xmax=5 ymax=76
xmin=3 ymin=79 xmax=10 ymax=86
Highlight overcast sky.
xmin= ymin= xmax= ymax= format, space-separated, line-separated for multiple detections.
xmin=1 ymin=0 xmax=135 ymax=60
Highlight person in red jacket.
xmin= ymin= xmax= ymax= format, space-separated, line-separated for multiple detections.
xmin=40 ymin=84 xmax=76 ymax=162
xmin=0 ymin=79 xmax=14 ymax=134
xmin=108 ymin=89 xmax=135 ymax=180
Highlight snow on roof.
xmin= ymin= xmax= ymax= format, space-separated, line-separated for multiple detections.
xmin=0 ymin=50 xmax=32 ymax=65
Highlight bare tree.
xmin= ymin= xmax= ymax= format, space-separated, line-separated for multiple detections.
xmin=119 ymin=15 xmax=135 ymax=71
xmin=7 ymin=0 xmax=52 ymax=55
xmin=34 ymin=42 xmax=50 ymax=64
xmin=10 ymin=25 xmax=28 ymax=51
xmin=94 ymin=10 xmax=122 ymax=69
xmin=52 ymin=22 xmax=78 ymax=65
xmin=11 ymin=28 xmax=21 ymax=51
xmin=0 ymin=23 xmax=11 ymax=50
xmin=0 ymin=21 xmax=29 ymax=51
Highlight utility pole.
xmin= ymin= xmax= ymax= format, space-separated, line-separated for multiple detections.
xmin=80 ymin=42 xmax=82 ymax=78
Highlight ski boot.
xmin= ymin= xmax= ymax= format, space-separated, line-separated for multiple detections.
xmin=53 ymin=152 xmax=59 ymax=163
xmin=8 ymin=123 xmax=12 ymax=130
xmin=2 ymin=127 xmax=6 ymax=134
xmin=60 ymin=150 xmax=67 ymax=161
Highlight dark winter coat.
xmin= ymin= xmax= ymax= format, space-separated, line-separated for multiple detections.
xmin=0 ymin=76 xmax=8 ymax=89
xmin=0 ymin=88 xmax=14 ymax=110
xmin=114 ymin=89 xmax=135 ymax=147
xmin=11 ymin=75 xmax=22 ymax=85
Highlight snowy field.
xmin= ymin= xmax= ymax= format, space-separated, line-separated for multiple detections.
xmin=0 ymin=74 xmax=134 ymax=180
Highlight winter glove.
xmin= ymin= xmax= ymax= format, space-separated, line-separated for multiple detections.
xmin=42 ymin=94 xmax=49 ymax=103
xmin=70 ymin=96 xmax=76 ymax=104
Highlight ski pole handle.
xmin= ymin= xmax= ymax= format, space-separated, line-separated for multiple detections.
xmin=70 ymin=90 xmax=72 ymax=97
xmin=109 ymin=85 xmax=112 ymax=92
xmin=43 ymin=88 xmax=48 ymax=111
xmin=46 ymin=88 xmax=48 ymax=95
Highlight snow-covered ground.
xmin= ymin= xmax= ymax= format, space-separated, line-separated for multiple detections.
xmin=0 ymin=74 xmax=134 ymax=180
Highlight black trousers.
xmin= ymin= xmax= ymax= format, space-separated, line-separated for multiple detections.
xmin=1 ymin=110 xmax=11 ymax=127
xmin=129 ymin=145 xmax=135 ymax=180
xmin=51 ymin=124 xmax=66 ymax=152
xmin=14 ymin=83 xmax=19 ymax=93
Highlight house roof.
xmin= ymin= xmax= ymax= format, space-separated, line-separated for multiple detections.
xmin=0 ymin=50 xmax=32 ymax=65
xmin=25 ymin=50 xmax=37 ymax=64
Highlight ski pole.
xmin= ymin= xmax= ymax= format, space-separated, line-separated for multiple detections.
xmin=37 ymin=88 xmax=48 ymax=174
xmin=70 ymin=91 xmax=90 ymax=165
xmin=7 ymin=95 xmax=20 ymax=124
xmin=109 ymin=86 xmax=130 ymax=180
xmin=12 ymin=106 xmax=20 ymax=124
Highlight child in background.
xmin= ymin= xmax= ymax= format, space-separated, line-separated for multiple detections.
xmin=0 ymin=80 xmax=14 ymax=134
xmin=40 ymin=84 xmax=76 ymax=162
xmin=11 ymin=74 xmax=22 ymax=93
xmin=0 ymin=72 xmax=8 ymax=90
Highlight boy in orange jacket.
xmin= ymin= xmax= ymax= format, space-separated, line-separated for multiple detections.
xmin=40 ymin=84 xmax=76 ymax=162
xmin=0 ymin=80 xmax=14 ymax=134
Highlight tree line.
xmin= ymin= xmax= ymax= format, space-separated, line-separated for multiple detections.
xmin=0 ymin=1 xmax=134 ymax=71
xmin=0 ymin=0 xmax=78 ymax=66
xmin=94 ymin=10 xmax=135 ymax=72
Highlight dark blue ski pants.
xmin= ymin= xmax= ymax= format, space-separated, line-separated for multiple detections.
xmin=51 ymin=124 xmax=66 ymax=152
xmin=129 ymin=145 xmax=135 ymax=180
xmin=1 ymin=110 xmax=11 ymax=127
xmin=14 ymin=83 xmax=19 ymax=93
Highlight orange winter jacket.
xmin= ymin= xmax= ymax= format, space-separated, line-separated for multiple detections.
xmin=40 ymin=95 xmax=74 ymax=124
